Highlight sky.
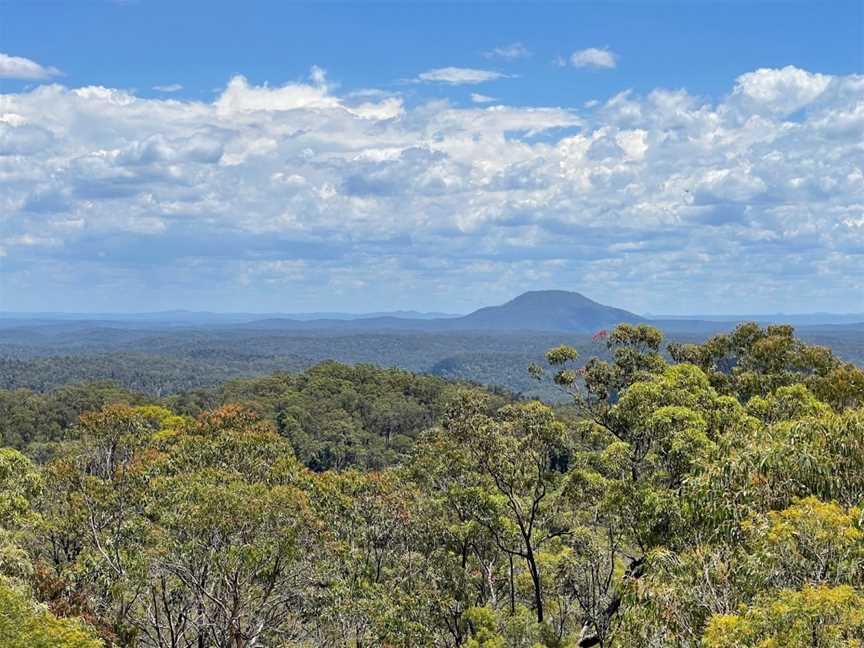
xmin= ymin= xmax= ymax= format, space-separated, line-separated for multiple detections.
xmin=0 ymin=0 xmax=862 ymax=315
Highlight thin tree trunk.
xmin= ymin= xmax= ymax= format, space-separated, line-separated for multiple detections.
xmin=525 ymin=545 xmax=543 ymax=623
xmin=509 ymin=554 xmax=515 ymax=615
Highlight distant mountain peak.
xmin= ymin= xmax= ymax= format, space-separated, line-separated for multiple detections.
xmin=458 ymin=289 xmax=644 ymax=332
xmin=506 ymin=290 xmax=598 ymax=304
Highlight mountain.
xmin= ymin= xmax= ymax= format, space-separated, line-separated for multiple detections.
xmin=233 ymin=290 xmax=644 ymax=333
xmin=452 ymin=290 xmax=645 ymax=331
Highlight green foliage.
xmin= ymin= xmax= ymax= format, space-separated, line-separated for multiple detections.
xmin=668 ymin=321 xmax=864 ymax=407
xmin=687 ymin=408 xmax=864 ymax=538
xmin=0 ymin=381 xmax=144 ymax=453
xmin=746 ymin=383 xmax=831 ymax=423
xmin=0 ymin=583 xmax=101 ymax=648
xmin=208 ymin=362 xmax=502 ymax=471
xmin=0 ymin=325 xmax=860 ymax=647
xmin=545 ymin=345 xmax=580 ymax=366
xmin=465 ymin=606 xmax=507 ymax=648
xmin=702 ymin=585 xmax=864 ymax=648
xmin=0 ymin=448 xmax=41 ymax=527
xmin=740 ymin=497 xmax=864 ymax=589
xmin=0 ymin=362 xmax=503 ymax=472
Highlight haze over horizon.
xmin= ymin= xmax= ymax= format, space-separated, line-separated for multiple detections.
xmin=1 ymin=0 xmax=862 ymax=315
xmin=3 ymin=288 xmax=863 ymax=321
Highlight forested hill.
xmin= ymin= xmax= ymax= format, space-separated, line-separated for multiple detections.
xmin=0 ymin=361 xmax=514 ymax=470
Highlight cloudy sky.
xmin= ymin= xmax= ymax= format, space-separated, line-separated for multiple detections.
xmin=1 ymin=0 xmax=862 ymax=314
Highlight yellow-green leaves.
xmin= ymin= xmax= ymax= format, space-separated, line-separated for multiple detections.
xmin=609 ymin=324 xmax=663 ymax=351
xmin=746 ymin=384 xmax=831 ymax=423
xmin=0 ymin=584 xmax=101 ymax=648
xmin=669 ymin=321 xmax=853 ymax=404
xmin=465 ymin=606 xmax=507 ymax=648
xmin=545 ymin=345 xmax=580 ymax=366
xmin=0 ymin=449 xmax=41 ymax=528
xmin=812 ymin=363 xmax=864 ymax=412
xmin=702 ymin=585 xmax=864 ymax=648
xmin=741 ymin=497 xmax=864 ymax=589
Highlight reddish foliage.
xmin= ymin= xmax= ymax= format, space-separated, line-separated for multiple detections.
xmin=31 ymin=561 xmax=118 ymax=643
xmin=193 ymin=404 xmax=273 ymax=436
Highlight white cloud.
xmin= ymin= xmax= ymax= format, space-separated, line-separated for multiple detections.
xmin=215 ymin=74 xmax=340 ymax=114
xmin=1 ymin=65 xmax=862 ymax=312
xmin=416 ymin=67 xmax=508 ymax=85
xmin=0 ymin=53 xmax=61 ymax=80
xmin=308 ymin=65 xmax=328 ymax=88
xmin=347 ymin=97 xmax=404 ymax=120
xmin=569 ymin=47 xmax=617 ymax=69
xmin=470 ymin=93 xmax=496 ymax=103
xmin=731 ymin=65 xmax=831 ymax=116
xmin=153 ymin=83 xmax=183 ymax=92
xmin=483 ymin=43 xmax=531 ymax=60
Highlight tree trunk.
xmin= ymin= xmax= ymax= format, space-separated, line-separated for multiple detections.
xmin=525 ymin=545 xmax=543 ymax=623
xmin=509 ymin=554 xmax=515 ymax=615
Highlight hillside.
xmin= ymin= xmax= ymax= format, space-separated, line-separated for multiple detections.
xmin=0 ymin=362 xmax=513 ymax=470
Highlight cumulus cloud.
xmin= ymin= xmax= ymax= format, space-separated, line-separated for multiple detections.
xmin=730 ymin=65 xmax=831 ymax=116
xmin=1 ymin=65 xmax=862 ymax=312
xmin=470 ymin=93 xmax=496 ymax=103
xmin=153 ymin=83 xmax=183 ymax=92
xmin=569 ymin=47 xmax=617 ymax=69
xmin=0 ymin=52 xmax=61 ymax=79
xmin=416 ymin=67 xmax=508 ymax=85
xmin=483 ymin=43 xmax=531 ymax=60
xmin=215 ymin=74 xmax=340 ymax=114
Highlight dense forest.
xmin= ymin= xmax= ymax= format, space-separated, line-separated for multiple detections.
xmin=1 ymin=322 xmax=864 ymax=646
xmin=0 ymin=363 xmax=510 ymax=471
xmin=0 ymin=326 xmax=609 ymax=400
xmin=2 ymin=320 xmax=863 ymax=402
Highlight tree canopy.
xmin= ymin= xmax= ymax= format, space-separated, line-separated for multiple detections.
xmin=0 ymin=323 xmax=862 ymax=646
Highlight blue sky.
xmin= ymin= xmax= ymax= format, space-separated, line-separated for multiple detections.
xmin=5 ymin=1 xmax=860 ymax=107
xmin=0 ymin=0 xmax=862 ymax=314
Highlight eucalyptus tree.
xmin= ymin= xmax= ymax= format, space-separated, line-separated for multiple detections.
xmin=438 ymin=392 xmax=571 ymax=629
